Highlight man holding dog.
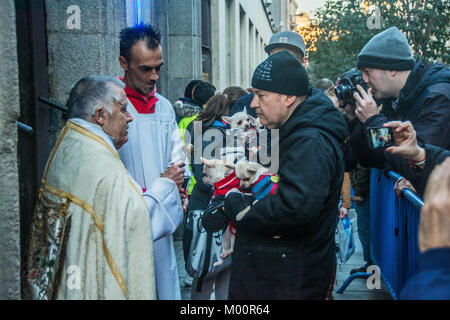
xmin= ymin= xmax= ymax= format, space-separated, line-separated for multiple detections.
xmin=207 ymin=51 xmax=348 ymax=299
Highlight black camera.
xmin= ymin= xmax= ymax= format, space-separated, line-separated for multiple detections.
xmin=335 ymin=68 xmax=367 ymax=102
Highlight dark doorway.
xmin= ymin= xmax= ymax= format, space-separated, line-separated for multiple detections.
xmin=15 ymin=0 xmax=50 ymax=277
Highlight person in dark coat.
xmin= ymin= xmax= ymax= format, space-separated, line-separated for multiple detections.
xmin=204 ymin=51 xmax=348 ymax=299
xmin=172 ymin=79 xmax=204 ymax=124
xmin=348 ymin=27 xmax=450 ymax=197
xmin=382 ymin=121 xmax=450 ymax=299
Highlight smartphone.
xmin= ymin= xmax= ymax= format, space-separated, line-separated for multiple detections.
xmin=367 ymin=126 xmax=394 ymax=149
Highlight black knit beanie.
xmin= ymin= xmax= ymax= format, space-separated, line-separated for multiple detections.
xmin=357 ymin=27 xmax=415 ymax=71
xmin=184 ymin=79 xmax=203 ymax=99
xmin=251 ymin=51 xmax=309 ymax=96
xmin=193 ymin=82 xmax=216 ymax=106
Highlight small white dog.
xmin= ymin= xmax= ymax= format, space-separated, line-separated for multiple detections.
xmin=200 ymin=157 xmax=239 ymax=267
xmin=233 ymin=161 xmax=270 ymax=189
xmin=221 ymin=106 xmax=253 ymax=130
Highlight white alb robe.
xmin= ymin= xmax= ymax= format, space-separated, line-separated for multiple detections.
xmin=119 ymin=92 xmax=186 ymax=300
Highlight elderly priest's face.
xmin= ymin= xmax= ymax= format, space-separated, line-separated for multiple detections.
xmin=102 ymin=85 xmax=134 ymax=149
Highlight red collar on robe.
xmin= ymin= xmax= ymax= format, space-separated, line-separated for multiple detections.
xmin=213 ymin=170 xmax=241 ymax=197
xmin=118 ymin=77 xmax=159 ymax=114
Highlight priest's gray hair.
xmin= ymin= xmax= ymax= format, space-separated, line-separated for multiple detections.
xmin=66 ymin=75 xmax=125 ymax=120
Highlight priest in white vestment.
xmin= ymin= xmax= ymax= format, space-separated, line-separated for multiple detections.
xmin=23 ymin=76 xmax=182 ymax=300
xmin=117 ymin=24 xmax=189 ymax=300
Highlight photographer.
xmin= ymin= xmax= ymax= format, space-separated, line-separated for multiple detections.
xmin=345 ymin=27 xmax=450 ymax=196
xmin=335 ymin=81 xmax=373 ymax=275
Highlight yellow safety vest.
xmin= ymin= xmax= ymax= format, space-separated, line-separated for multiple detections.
xmin=178 ymin=114 xmax=198 ymax=195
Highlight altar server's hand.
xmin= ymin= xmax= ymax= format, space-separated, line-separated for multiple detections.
xmin=161 ymin=161 xmax=185 ymax=187
xmin=179 ymin=189 xmax=189 ymax=213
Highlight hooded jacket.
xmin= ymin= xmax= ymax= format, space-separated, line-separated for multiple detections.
xmin=223 ymin=88 xmax=349 ymax=299
xmin=172 ymin=97 xmax=202 ymax=124
xmin=349 ymin=61 xmax=450 ymax=196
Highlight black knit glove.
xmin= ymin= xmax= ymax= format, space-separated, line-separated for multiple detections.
xmin=224 ymin=192 xmax=256 ymax=223
xmin=201 ymin=195 xmax=228 ymax=233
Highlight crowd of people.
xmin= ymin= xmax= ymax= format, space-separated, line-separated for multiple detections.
xmin=22 ymin=23 xmax=449 ymax=300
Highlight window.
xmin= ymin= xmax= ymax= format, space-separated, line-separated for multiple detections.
xmin=201 ymin=0 xmax=212 ymax=82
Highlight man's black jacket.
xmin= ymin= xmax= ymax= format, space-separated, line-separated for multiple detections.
xmin=211 ymin=88 xmax=349 ymax=299
xmin=349 ymin=61 xmax=450 ymax=196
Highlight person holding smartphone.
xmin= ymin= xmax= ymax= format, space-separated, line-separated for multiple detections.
xmin=347 ymin=27 xmax=450 ymax=197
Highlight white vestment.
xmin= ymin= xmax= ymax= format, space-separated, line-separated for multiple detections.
xmin=119 ymin=92 xmax=186 ymax=300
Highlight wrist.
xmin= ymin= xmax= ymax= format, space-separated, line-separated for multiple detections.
xmin=408 ymin=148 xmax=426 ymax=172
xmin=411 ymin=147 xmax=426 ymax=163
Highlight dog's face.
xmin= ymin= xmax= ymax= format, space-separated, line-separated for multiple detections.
xmin=222 ymin=107 xmax=252 ymax=130
xmin=251 ymin=116 xmax=265 ymax=131
xmin=234 ymin=161 xmax=269 ymax=189
xmin=201 ymin=157 xmax=234 ymax=185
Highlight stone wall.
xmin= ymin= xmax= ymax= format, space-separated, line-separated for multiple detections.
xmin=0 ymin=0 xmax=21 ymax=300
xmin=45 ymin=0 xmax=127 ymax=146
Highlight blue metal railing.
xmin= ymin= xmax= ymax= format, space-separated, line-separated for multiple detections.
xmin=370 ymin=168 xmax=422 ymax=299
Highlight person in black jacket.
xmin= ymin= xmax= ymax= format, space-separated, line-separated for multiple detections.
xmin=182 ymin=91 xmax=248 ymax=299
xmin=348 ymin=26 xmax=450 ymax=197
xmin=204 ymin=51 xmax=348 ymax=299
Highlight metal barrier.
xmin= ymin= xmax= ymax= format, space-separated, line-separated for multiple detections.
xmin=370 ymin=168 xmax=422 ymax=299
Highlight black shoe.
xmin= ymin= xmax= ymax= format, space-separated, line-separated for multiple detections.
xmin=350 ymin=264 xmax=368 ymax=275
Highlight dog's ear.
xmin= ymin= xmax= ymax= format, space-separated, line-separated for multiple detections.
xmin=225 ymin=163 xmax=235 ymax=170
xmin=201 ymin=157 xmax=215 ymax=168
xmin=246 ymin=164 xmax=258 ymax=175
xmin=243 ymin=106 xmax=247 ymax=114
xmin=221 ymin=116 xmax=232 ymax=125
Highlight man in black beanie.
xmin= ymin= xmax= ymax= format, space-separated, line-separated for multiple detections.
xmin=203 ymin=51 xmax=349 ymax=299
xmin=348 ymin=26 xmax=450 ymax=196
xmin=228 ymin=30 xmax=309 ymax=118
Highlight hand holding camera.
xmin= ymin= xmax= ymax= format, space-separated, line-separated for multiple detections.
xmin=353 ymin=85 xmax=379 ymax=123
xmin=335 ymin=68 xmax=378 ymax=123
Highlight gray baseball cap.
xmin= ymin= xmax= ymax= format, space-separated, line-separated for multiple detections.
xmin=264 ymin=31 xmax=306 ymax=57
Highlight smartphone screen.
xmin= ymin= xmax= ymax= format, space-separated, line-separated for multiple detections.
xmin=367 ymin=127 xmax=394 ymax=149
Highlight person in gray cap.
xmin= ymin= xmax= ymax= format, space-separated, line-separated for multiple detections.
xmin=265 ymin=30 xmax=308 ymax=67
xmin=348 ymin=26 xmax=450 ymax=197
xmin=228 ymin=31 xmax=309 ymax=118
xmin=203 ymin=51 xmax=349 ymax=299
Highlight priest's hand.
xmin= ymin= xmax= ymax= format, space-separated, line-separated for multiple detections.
xmin=161 ymin=161 xmax=185 ymax=188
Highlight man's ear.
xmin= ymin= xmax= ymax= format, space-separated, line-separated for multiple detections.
xmin=92 ymin=106 xmax=106 ymax=126
xmin=301 ymin=56 xmax=309 ymax=69
xmin=284 ymin=95 xmax=297 ymax=108
xmin=119 ymin=56 xmax=128 ymax=72
xmin=389 ymin=70 xmax=398 ymax=77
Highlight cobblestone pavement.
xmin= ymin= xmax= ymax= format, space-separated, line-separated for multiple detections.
xmin=174 ymin=210 xmax=392 ymax=300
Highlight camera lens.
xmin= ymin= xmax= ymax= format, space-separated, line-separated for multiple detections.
xmin=334 ymin=85 xmax=353 ymax=101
